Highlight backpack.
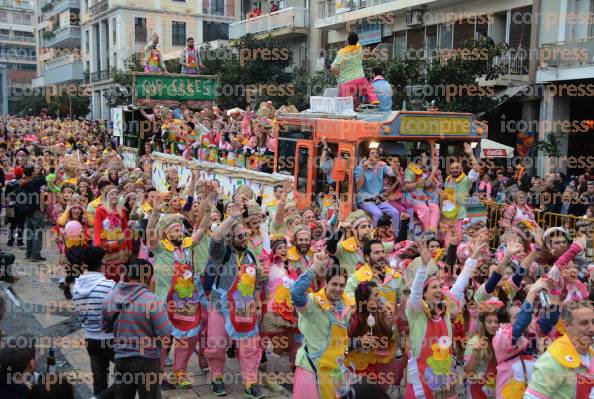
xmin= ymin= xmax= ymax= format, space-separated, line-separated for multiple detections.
xmin=203 ymin=247 xmax=257 ymax=292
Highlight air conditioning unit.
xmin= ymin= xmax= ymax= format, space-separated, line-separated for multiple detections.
xmin=406 ymin=9 xmax=424 ymax=27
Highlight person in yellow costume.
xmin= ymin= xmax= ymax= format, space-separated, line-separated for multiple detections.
xmin=287 ymin=225 xmax=313 ymax=275
xmin=525 ymin=300 xmax=594 ymax=399
xmin=291 ymin=252 xmax=354 ymax=399
xmin=345 ymin=280 xmax=397 ymax=392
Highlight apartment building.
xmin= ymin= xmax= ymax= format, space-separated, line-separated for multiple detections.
xmin=82 ymin=0 xmax=236 ymax=120
xmin=0 ymin=0 xmax=35 ymax=114
xmin=33 ymin=0 xmax=83 ymax=91
xmin=228 ymin=0 xmax=309 ymax=69
xmin=535 ymin=0 xmax=594 ymax=175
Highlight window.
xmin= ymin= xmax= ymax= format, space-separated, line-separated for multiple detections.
xmin=407 ymin=27 xmax=424 ymax=50
xmin=134 ymin=17 xmax=147 ymax=44
xmin=276 ymin=125 xmax=310 ymax=175
xmin=453 ymin=20 xmax=475 ymax=48
xmin=426 ymin=25 xmax=438 ymax=59
xmin=509 ymin=7 xmax=531 ymax=50
xmin=85 ymin=30 xmax=89 ymax=52
xmin=590 ymin=0 xmax=594 ymax=37
xmin=475 ymin=15 xmax=488 ymax=38
xmin=112 ymin=18 xmax=116 ymax=44
xmin=439 ymin=24 xmax=453 ymax=49
xmin=394 ymin=31 xmax=406 ymax=58
xmin=210 ymin=0 xmax=225 ymax=15
xmin=338 ymin=150 xmax=351 ymax=200
xmin=172 ymin=21 xmax=186 ymax=46
xmin=202 ymin=21 xmax=229 ymax=41
xmin=14 ymin=31 xmax=34 ymax=37
xmin=314 ymin=142 xmax=338 ymax=195
xmin=0 ymin=12 xmax=7 ymax=24
xmin=296 ymin=147 xmax=310 ymax=194
xmin=277 ymin=138 xmax=297 ymax=175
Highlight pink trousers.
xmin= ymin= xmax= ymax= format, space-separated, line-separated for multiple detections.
xmin=339 ymin=77 xmax=378 ymax=108
xmin=293 ymin=367 xmax=319 ymax=399
xmin=173 ymin=335 xmax=200 ymax=372
xmin=413 ymin=202 xmax=440 ymax=232
xmin=205 ymin=309 xmax=262 ymax=386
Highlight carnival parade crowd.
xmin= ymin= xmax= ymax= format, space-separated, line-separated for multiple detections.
xmin=0 ymin=110 xmax=591 ymax=399
xmin=0 ymin=26 xmax=592 ymax=399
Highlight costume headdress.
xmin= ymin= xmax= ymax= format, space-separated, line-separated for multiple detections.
xmin=158 ymin=213 xmax=184 ymax=239
xmin=347 ymin=210 xmax=370 ymax=229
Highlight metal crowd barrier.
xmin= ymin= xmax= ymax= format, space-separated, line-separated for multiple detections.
xmin=482 ymin=200 xmax=594 ymax=260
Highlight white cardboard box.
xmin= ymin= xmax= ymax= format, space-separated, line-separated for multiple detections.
xmin=310 ymin=96 xmax=354 ymax=114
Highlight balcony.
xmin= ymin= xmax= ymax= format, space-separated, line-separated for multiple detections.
xmin=316 ymin=0 xmax=436 ymax=28
xmin=203 ymin=0 xmax=234 ymax=18
xmin=45 ymin=0 xmax=81 ymax=15
xmin=0 ymin=54 xmax=36 ymax=62
xmin=44 ymin=53 xmax=78 ymax=69
xmin=43 ymin=25 xmax=81 ymax=48
xmin=537 ymin=37 xmax=594 ymax=82
xmin=85 ymin=69 xmax=111 ymax=84
xmin=494 ymin=48 xmax=529 ymax=74
xmin=42 ymin=55 xmax=83 ymax=85
xmin=0 ymin=0 xmax=34 ymax=10
xmin=89 ymin=0 xmax=109 ymax=18
xmin=229 ymin=7 xmax=308 ymax=40
xmin=0 ymin=33 xmax=35 ymax=43
xmin=318 ymin=0 xmax=394 ymax=18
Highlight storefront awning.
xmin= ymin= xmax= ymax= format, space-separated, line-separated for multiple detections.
xmin=480 ymin=138 xmax=514 ymax=158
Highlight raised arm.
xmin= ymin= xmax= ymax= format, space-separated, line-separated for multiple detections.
xmin=291 ymin=252 xmax=327 ymax=308
xmin=211 ymin=202 xmax=242 ymax=241
xmin=273 ymin=179 xmax=292 ymax=227
xmin=354 ymin=158 xmax=368 ymax=190
xmin=191 ymin=196 xmax=213 ymax=244
xmin=424 ymin=157 xmax=439 ymax=189
xmin=511 ymin=279 xmax=549 ymax=343
xmin=408 ymin=241 xmax=432 ymax=311
xmin=146 ymin=194 xmax=163 ymax=249
xmin=463 ymin=142 xmax=481 ymax=175
xmin=450 ymin=243 xmax=486 ymax=303
xmin=138 ymin=107 xmax=152 ymax=121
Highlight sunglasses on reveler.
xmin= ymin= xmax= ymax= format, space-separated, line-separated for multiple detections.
xmin=233 ymin=232 xmax=250 ymax=240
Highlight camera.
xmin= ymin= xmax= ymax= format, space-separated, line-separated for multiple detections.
xmin=578 ymin=270 xmax=589 ymax=283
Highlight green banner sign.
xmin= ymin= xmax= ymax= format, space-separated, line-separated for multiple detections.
xmin=133 ymin=73 xmax=217 ymax=103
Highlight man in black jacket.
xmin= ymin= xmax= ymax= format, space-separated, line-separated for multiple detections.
xmin=21 ymin=166 xmax=46 ymax=262
xmin=5 ymin=167 xmax=24 ymax=246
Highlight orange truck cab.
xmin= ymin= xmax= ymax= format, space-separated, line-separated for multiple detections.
xmin=273 ymin=110 xmax=488 ymax=220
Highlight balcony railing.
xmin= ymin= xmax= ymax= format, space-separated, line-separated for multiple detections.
xmin=203 ymin=0 xmax=234 ymax=17
xmin=229 ymin=7 xmax=308 ymax=40
xmin=43 ymin=25 xmax=81 ymax=47
xmin=44 ymin=53 xmax=80 ymax=69
xmin=0 ymin=0 xmax=34 ymax=10
xmin=317 ymin=0 xmax=396 ymax=19
xmin=50 ymin=0 xmax=81 ymax=14
xmin=88 ymin=69 xmax=111 ymax=83
xmin=0 ymin=33 xmax=35 ymax=43
xmin=0 ymin=53 xmax=36 ymax=62
xmin=494 ymin=47 xmax=529 ymax=75
xmin=89 ymin=0 xmax=109 ymax=17
xmin=539 ymin=37 xmax=594 ymax=69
